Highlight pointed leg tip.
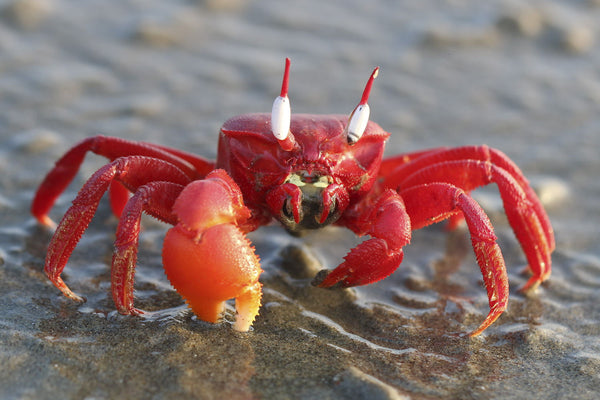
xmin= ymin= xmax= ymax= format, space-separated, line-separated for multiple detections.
xmin=311 ymin=268 xmax=354 ymax=288
xmin=37 ymin=215 xmax=57 ymax=230
xmin=53 ymin=277 xmax=86 ymax=303
xmin=468 ymin=322 xmax=492 ymax=337
xmin=115 ymin=305 xmax=145 ymax=316
xmin=518 ymin=276 xmax=542 ymax=293
xmin=468 ymin=327 xmax=486 ymax=337
xmin=65 ymin=291 xmax=86 ymax=304
xmin=468 ymin=303 xmax=507 ymax=337
xmin=131 ymin=308 xmax=145 ymax=316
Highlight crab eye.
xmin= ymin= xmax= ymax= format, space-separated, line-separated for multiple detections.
xmin=271 ymin=58 xmax=291 ymax=141
xmin=346 ymin=104 xmax=371 ymax=144
xmin=271 ymin=96 xmax=290 ymax=140
xmin=346 ymin=66 xmax=379 ymax=144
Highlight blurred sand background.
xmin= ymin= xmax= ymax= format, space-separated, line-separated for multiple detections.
xmin=1 ymin=0 xmax=599 ymax=399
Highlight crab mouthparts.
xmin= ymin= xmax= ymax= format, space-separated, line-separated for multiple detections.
xmin=280 ymin=172 xmax=342 ymax=233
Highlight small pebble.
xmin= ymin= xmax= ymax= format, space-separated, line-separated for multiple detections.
xmin=422 ymin=26 xmax=500 ymax=47
xmin=333 ymin=367 xmax=409 ymax=400
xmin=0 ymin=194 xmax=14 ymax=210
xmin=586 ymin=0 xmax=600 ymax=7
xmin=132 ymin=21 xmax=180 ymax=47
xmin=131 ymin=13 xmax=196 ymax=47
xmin=497 ymin=6 xmax=545 ymax=37
xmin=1 ymin=0 xmax=52 ymax=29
xmin=193 ymin=0 xmax=246 ymax=12
xmin=9 ymin=129 xmax=61 ymax=154
xmin=531 ymin=176 xmax=570 ymax=208
xmin=543 ymin=8 xmax=596 ymax=54
xmin=556 ymin=24 xmax=595 ymax=54
xmin=279 ymin=244 xmax=322 ymax=279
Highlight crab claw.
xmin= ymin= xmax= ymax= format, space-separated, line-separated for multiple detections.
xmin=313 ymin=189 xmax=411 ymax=288
xmin=162 ymin=169 xmax=262 ymax=331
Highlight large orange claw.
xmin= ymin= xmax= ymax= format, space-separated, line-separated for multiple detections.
xmin=162 ymin=170 xmax=262 ymax=331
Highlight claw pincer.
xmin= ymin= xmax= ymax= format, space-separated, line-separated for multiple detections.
xmin=162 ymin=170 xmax=262 ymax=331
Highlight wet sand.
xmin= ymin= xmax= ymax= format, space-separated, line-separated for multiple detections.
xmin=1 ymin=0 xmax=599 ymax=399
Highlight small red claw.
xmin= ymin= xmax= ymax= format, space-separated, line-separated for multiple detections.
xmin=314 ymin=238 xmax=404 ymax=288
xmin=162 ymin=171 xmax=263 ymax=331
xmin=315 ymin=189 xmax=410 ymax=289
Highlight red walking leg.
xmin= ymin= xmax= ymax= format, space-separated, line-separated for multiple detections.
xmin=382 ymin=145 xmax=554 ymax=252
xmin=401 ymin=183 xmax=509 ymax=336
xmin=399 ymin=159 xmax=552 ymax=290
xmin=146 ymin=143 xmax=216 ymax=177
xmin=31 ymin=135 xmax=215 ymax=226
xmin=44 ymin=156 xmax=191 ymax=302
xmin=378 ymin=147 xmax=447 ymax=178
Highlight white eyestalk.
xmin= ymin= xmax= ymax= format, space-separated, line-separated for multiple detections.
xmin=271 ymin=95 xmax=290 ymax=140
xmin=346 ymin=66 xmax=379 ymax=144
xmin=346 ymin=103 xmax=371 ymax=144
xmin=271 ymin=58 xmax=295 ymax=151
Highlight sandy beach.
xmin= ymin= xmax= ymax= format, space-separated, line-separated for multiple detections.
xmin=1 ymin=0 xmax=599 ymax=398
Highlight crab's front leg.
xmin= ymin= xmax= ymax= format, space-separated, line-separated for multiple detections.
xmin=314 ymin=189 xmax=411 ymax=288
xmin=162 ymin=169 xmax=263 ymax=332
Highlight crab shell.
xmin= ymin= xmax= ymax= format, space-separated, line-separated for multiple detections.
xmin=216 ymin=113 xmax=389 ymax=233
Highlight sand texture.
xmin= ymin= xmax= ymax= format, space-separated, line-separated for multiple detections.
xmin=1 ymin=1 xmax=599 ymax=399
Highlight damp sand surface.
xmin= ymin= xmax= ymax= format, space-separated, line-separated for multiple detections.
xmin=1 ymin=1 xmax=599 ymax=399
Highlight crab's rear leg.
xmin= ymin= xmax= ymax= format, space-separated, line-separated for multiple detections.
xmin=380 ymin=147 xmax=467 ymax=231
xmin=401 ymin=183 xmax=509 ymax=336
xmin=44 ymin=156 xmax=191 ymax=302
xmin=383 ymin=146 xmax=554 ymax=255
xmin=32 ymin=136 xmax=214 ymax=226
xmin=162 ymin=169 xmax=263 ymax=332
xmin=401 ymin=160 xmax=552 ymax=291
xmin=378 ymin=147 xmax=448 ymax=177
xmin=315 ymin=189 xmax=411 ymax=288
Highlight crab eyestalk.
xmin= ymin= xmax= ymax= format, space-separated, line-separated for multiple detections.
xmin=346 ymin=66 xmax=379 ymax=144
xmin=271 ymin=58 xmax=296 ymax=151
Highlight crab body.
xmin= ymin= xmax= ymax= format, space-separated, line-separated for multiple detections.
xmin=218 ymin=113 xmax=387 ymax=232
xmin=31 ymin=59 xmax=554 ymax=335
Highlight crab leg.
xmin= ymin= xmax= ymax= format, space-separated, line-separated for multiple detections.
xmin=380 ymin=148 xmax=466 ymax=229
xmin=400 ymin=159 xmax=552 ymax=290
xmin=111 ymin=181 xmax=184 ymax=315
xmin=400 ymin=183 xmax=509 ymax=336
xmin=109 ymin=180 xmax=132 ymax=219
xmin=31 ymin=136 xmax=214 ymax=226
xmin=378 ymin=147 xmax=448 ymax=177
xmin=44 ymin=156 xmax=191 ymax=302
xmin=315 ymin=189 xmax=411 ymax=288
xmin=162 ymin=169 xmax=262 ymax=332
xmin=382 ymin=145 xmax=554 ymax=252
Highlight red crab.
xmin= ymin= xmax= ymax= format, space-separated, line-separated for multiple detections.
xmin=32 ymin=58 xmax=554 ymax=335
